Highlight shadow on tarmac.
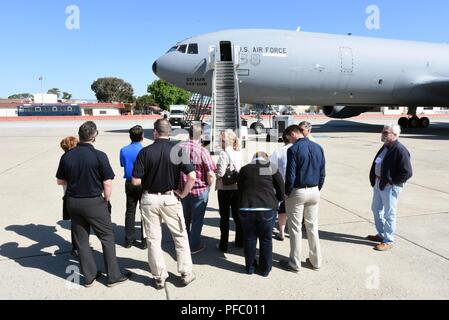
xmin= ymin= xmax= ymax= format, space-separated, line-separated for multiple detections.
xmin=312 ymin=120 xmax=449 ymax=140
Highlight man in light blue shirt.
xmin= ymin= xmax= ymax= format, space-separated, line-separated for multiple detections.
xmin=120 ymin=125 xmax=145 ymax=249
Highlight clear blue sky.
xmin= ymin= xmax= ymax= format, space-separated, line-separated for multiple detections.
xmin=0 ymin=0 xmax=448 ymax=99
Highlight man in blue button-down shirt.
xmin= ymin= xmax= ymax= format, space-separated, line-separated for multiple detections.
xmin=280 ymin=125 xmax=326 ymax=272
xmin=120 ymin=125 xmax=146 ymax=249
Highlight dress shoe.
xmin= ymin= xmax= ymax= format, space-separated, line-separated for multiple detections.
xmin=246 ymin=260 xmax=258 ymax=275
xmin=84 ymin=271 xmax=103 ymax=288
xmin=274 ymin=234 xmax=285 ymax=241
xmin=279 ymin=260 xmax=300 ymax=273
xmin=107 ymin=271 xmax=132 ymax=287
xmin=374 ymin=243 xmax=393 ymax=251
xmin=305 ymin=258 xmax=320 ymax=271
xmin=181 ymin=272 xmax=196 ymax=286
xmin=366 ymin=234 xmax=383 ymax=242
xmin=154 ymin=278 xmax=166 ymax=290
xmin=124 ymin=241 xmax=133 ymax=249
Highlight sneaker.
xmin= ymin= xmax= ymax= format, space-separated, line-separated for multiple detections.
xmin=107 ymin=271 xmax=132 ymax=287
xmin=181 ymin=272 xmax=196 ymax=286
xmin=84 ymin=271 xmax=103 ymax=288
xmin=305 ymin=258 xmax=320 ymax=271
xmin=366 ymin=234 xmax=383 ymax=242
xmin=154 ymin=278 xmax=166 ymax=290
xmin=374 ymin=242 xmax=393 ymax=251
xmin=191 ymin=244 xmax=206 ymax=255
xmin=279 ymin=260 xmax=300 ymax=273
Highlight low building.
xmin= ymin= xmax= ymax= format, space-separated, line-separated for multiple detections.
xmin=0 ymin=99 xmax=24 ymax=117
xmin=80 ymin=103 xmax=125 ymax=116
xmin=0 ymin=100 xmax=125 ymax=117
xmin=33 ymin=94 xmax=58 ymax=104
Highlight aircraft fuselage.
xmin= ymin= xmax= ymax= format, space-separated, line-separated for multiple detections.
xmin=153 ymin=29 xmax=449 ymax=107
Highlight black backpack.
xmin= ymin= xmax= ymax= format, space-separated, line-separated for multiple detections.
xmin=222 ymin=151 xmax=238 ymax=185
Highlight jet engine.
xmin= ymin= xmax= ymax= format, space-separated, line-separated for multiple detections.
xmin=323 ymin=106 xmax=373 ymax=119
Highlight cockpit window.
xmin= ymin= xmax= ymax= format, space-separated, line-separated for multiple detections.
xmin=167 ymin=46 xmax=178 ymax=53
xmin=187 ymin=43 xmax=199 ymax=54
xmin=177 ymin=44 xmax=187 ymax=53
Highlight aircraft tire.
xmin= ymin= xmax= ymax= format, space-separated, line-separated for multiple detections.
xmin=254 ymin=123 xmax=264 ymax=135
xmin=408 ymin=117 xmax=420 ymax=128
xmin=398 ymin=117 xmax=408 ymax=128
xmin=420 ymin=117 xmax=430 ymax=128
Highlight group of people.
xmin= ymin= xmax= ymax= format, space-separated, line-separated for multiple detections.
xmin=56 ymin=118 xmax=412 ymax=288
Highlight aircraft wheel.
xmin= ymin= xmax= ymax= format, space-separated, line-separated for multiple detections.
xmin=254 ymin=123 xmax=264 ymax=135
xmin=408 ymin=117 xmax=420 ymax=128
xmin=420 ymin=117 xmax=430 ymax=128
xmin=398 ymin=117 xmax=408 ymax=128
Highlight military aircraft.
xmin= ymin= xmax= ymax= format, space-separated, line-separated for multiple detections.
xmin=152 ymin=29 xmax=449 ymax=128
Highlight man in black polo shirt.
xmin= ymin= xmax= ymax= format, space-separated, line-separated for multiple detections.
xmin=56 ymin=121 xmax=130 ymax=288
xmin=132 ymin=119 xmax=196 ymax=290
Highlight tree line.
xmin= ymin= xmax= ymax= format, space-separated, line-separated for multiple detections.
xmin=8 ymin=77 xmax=191 ymax=112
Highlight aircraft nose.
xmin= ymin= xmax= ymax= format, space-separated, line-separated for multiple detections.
xmin=152 ymin=61 xmax=157 ymax=75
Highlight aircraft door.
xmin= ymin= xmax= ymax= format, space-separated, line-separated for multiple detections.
xmin=220 ymin=41 xmax=233 ymax=62
xmin=339 ymin=47 xmax=353 ymax=74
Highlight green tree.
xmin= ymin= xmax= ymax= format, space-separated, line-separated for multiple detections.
xmin=91 ymin=77 xmax=134 ymax=103
xmin=62 ymin=92 xmax=72 ymax=100
xmin=47 ymin=88 xmax=61 ymax=98
xmin=136 ymin=95 xmax=157 ymax=110
xmin=8 ymin=93 xmax=33 ymax=99
xmin=147 ymin=80 xmax=191 ymax=110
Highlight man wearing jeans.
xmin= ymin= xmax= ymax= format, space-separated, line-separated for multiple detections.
xmin=179 ymin=123 xmax=216 ymax=254
xmin=368 ymin=124 xmax=412 ymax=251
xmin=280 ymin=125 xmax=326 ymax=272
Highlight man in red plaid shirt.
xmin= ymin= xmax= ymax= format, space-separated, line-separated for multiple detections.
xmin=179 ymin=123 xmax=217 ymax=254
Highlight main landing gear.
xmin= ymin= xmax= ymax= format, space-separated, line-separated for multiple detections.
xmin=398 ymin=107 xmax=430 ymax=128
xmin=398 ymin=116 xmax=430 ymax=128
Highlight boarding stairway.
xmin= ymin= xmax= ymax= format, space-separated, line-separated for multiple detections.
xmin=210 ymin=50 xmax=242 ymax=154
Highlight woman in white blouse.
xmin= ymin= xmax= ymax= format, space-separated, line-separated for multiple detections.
xmin=216 ymin=130 xmax=244 ymax=252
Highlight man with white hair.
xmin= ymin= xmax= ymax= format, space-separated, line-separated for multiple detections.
xmin=298 ymin=121 xmax=316 ymax=142
xmin=367 ymin=124 xmax=412 ymax=251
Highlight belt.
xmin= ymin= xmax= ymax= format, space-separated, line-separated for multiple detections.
xmin=300 ymin=185 xmax=318 ymax=189
xmin=147 ymin=190 xmax=174 ymax=196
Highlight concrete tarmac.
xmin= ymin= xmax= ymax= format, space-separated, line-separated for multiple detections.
xmin=0 ymin=117 xmax=448 ymax=300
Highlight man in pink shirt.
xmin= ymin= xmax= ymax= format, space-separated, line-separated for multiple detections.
xmin=179 ymin=123 xmax=217 ymax=254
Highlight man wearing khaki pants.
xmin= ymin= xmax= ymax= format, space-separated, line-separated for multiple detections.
xmin=280 ymin=125 xmax=326 ymax=272
xmin=132 ymin=119 xmax=196 ymax=289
